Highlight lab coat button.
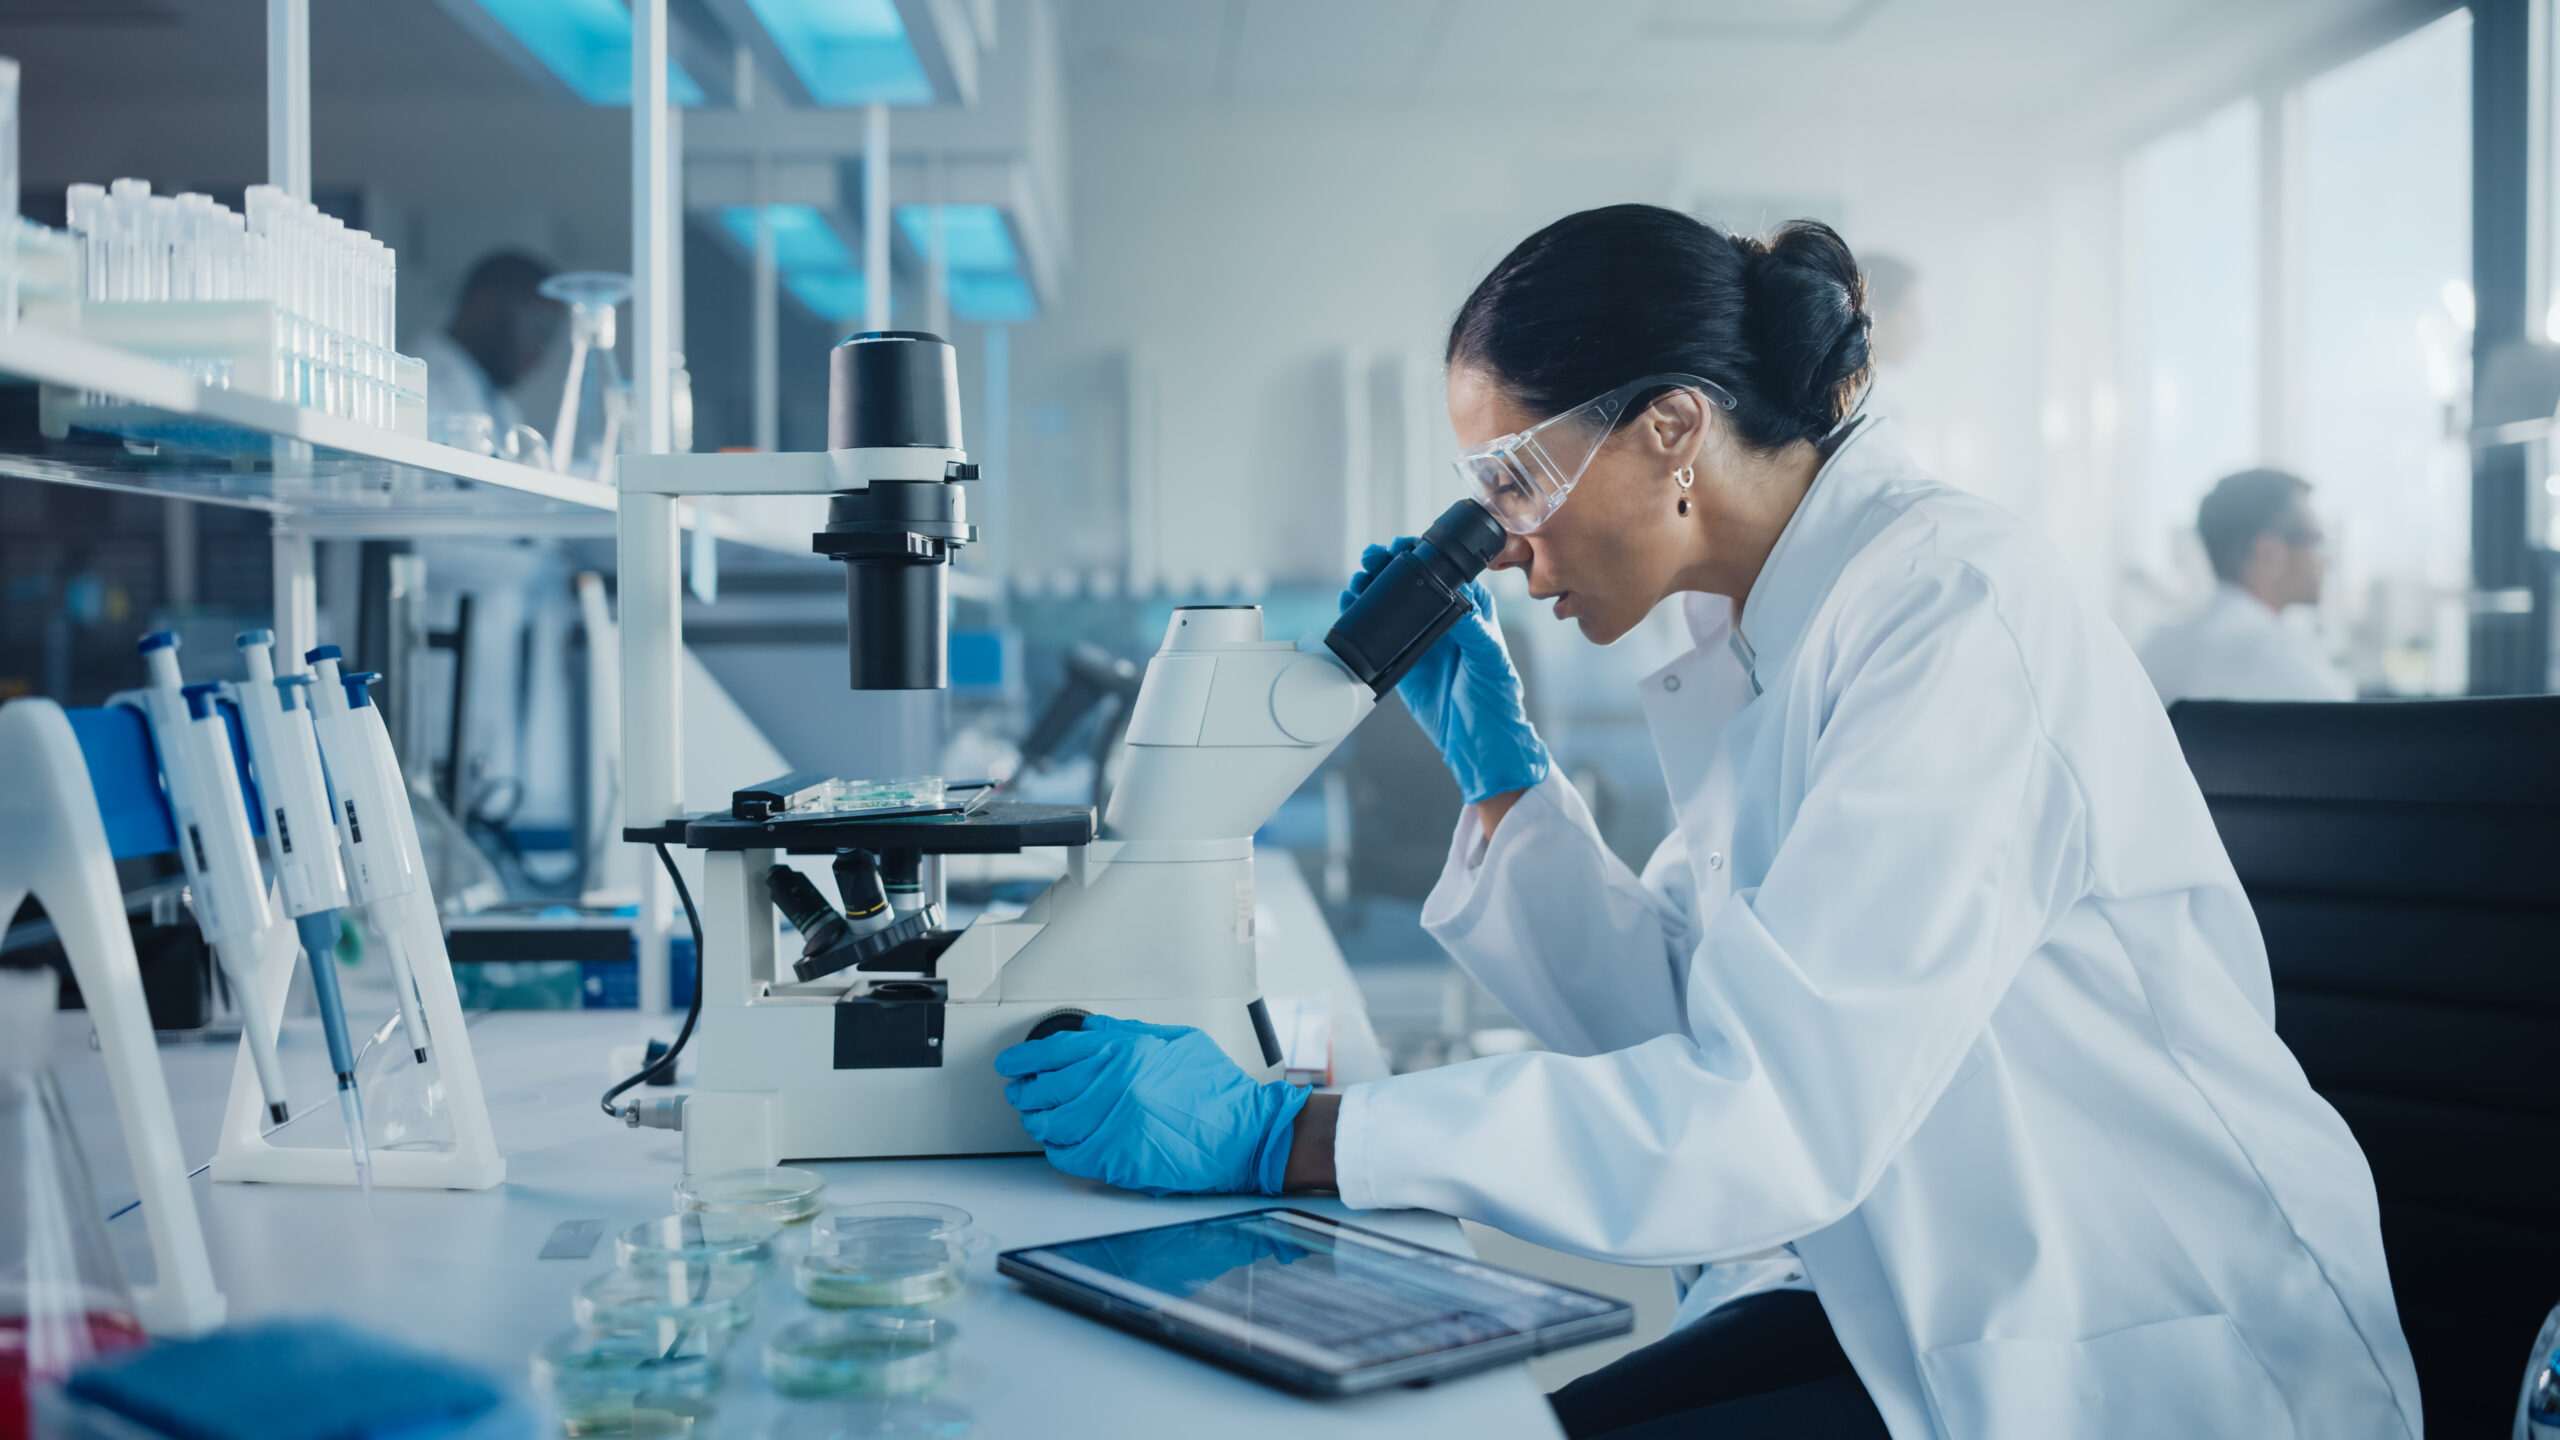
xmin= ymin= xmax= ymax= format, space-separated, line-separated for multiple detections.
xmin=1664 ymin=674 xmax=1683 ymax=692
xmin=1706 ymin=851 xmax=1724 ymax=870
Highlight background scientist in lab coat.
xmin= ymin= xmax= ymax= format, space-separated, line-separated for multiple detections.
xmin=998 ymin=205 xmax=2417 ymax=1440
xmin=420 ymin=250 xmax=561 ymax=447
xmin=2140 ymin=466 xmax=2354 ymax=704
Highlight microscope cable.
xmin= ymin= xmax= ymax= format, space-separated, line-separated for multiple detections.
xmin=600 ymin=843 xmax=707 ymax=1121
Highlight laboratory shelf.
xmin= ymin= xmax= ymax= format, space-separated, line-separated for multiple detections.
xmin=0 ymin=326 xmax=813 ymax=553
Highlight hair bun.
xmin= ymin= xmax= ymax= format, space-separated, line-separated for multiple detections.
xmin=1737 ymin=221 xmax=1873 ymax=434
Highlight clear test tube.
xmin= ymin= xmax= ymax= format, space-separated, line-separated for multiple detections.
xmin=64 ymin=184 xmax=103 ymax=301
xmin=107 ymin=179 xmax=148 ymax=303
xmin=140 ymin=194 xmax=170 ymax=302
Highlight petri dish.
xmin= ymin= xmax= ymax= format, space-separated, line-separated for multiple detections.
xmin=674 ymin=1165 xmax=827 ymax=1224
xmin=812 ymin=1201 xmax=972 ymax=1255
xmin=616 ymin=1211 xmax=782 ymax=1275
xmin=796 ymin=1234 xmax=966 ymax=1310
xmin=576 ymin=1262 xmax=759 ymax=1341
xmin=764 ymin=1312 xmax=956 ymax=1399
xmin=531 ymin=1325 xmax=720 ymax=1437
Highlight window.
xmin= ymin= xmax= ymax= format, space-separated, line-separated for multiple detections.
xmin=2298 ymin=9 xmax=2472 ymax=693
xmin=2129 ymin=99 xmax=2261 ymax=590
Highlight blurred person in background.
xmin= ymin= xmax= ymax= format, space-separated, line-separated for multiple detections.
xmin=2139 ymin=468 xmax=2351 ymax=704
xmin=421 ymin=251 xmax=562 ymax=446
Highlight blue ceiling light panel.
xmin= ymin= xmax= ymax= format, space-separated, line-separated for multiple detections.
xmin=745 ymin=0 xmax=934 ymax=106
xmin=896 ymin=204 xmax=1038 ymax=322
xmin=719 ymin=205 xmax=857 ymax=272
xmin=785 ymin=270 xmax=869 ymax=322
xmin=894 ymin=204 xmax=1019 ymax=272
xmin=470 ymin=0 xmax=703 ymax=105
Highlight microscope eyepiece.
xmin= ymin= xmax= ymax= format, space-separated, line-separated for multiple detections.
xmin=1324 ymin=498 xmax=1509 ymax=695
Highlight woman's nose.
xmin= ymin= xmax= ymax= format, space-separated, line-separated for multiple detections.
xmin=1488 ymin=534 xmax=1534 ymax=571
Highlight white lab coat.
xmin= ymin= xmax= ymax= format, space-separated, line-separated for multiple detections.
xmin=1334 ymin=420 xmax=2419 ymax=1439
xmin=419 ymin=330 xmax=528 ymax=438
xmin=2138 ymin=583 xmax=2353 ymax=705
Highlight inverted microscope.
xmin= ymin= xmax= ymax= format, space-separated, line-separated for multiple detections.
xmin=617 ymin=332 xmax=1502 ymax=1173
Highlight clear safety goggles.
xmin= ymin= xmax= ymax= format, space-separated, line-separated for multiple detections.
xmin=1453 ymin=373 xmax=1738 ymax=535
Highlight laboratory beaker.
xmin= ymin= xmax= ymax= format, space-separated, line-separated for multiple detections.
xmin=0 ymin=968 xmax=147 ymax=1440
xmin=537 ymin=271 xmax=633 ymax=481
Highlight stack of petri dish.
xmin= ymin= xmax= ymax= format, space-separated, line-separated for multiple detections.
xmin=616 ymin=1211 xmax=783 ymax=1277
xmin=674 ymin=1166 xmax=829 ymax=1225
xmin=763 ymin=1312 xmax=958 ymax=1399
xmin=795 ymin=1202 xmax=974 ymax=1311
xmin=532 ymin=1323 xmax=722 ymax=1437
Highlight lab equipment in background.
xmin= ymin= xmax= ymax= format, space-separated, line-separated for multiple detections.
xmin=0 ymin=700 xmax=223 ymax=1341
xmin=47 ymin=182 xmax=424 ymax=437
xmin=537 ymin=271 xmax=632 ymax=481
xmin=1264 ymin=995 xmax=1334 ymax=1088
xmin=0 ymin=969 xmax=150 ymax=1440
xmin=221 ymin=632 xmax=371 ymax=1195
xmin=1010 ymin=642 xmax=1143 ymax=808
xmin=616 ymin=330 xmax=1507 ymax=1170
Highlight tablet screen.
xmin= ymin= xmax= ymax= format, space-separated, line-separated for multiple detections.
xmin=1004 ymin=1208 xmax=1626 ymax=1380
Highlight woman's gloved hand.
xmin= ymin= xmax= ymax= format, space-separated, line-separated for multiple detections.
xmin=1342 ymin=539 xmax=1552 ymax=803
xmin=996 ymin=1017 xmax=1310 ymax=1196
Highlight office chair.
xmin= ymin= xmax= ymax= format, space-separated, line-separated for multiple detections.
xmin=2171 ymin=695 xmax=2560 ymax=1438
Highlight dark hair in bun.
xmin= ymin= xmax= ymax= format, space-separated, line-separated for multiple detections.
xmin=1446 ymin=204 xmax=1874 ymax=452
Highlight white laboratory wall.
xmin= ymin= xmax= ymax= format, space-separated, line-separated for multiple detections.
xmin=1004 ymin=92 xmax=2135 ymax=617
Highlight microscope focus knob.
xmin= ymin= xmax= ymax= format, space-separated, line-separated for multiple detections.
xmin=1024 ymin=1010 xmax=1091 ymax=1044
xmin=1270 ymin=657 xmax=1362 ymax=743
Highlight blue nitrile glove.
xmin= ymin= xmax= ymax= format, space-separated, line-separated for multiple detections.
xmin=996 ymin=1016 xmax=1310 ymax=1196
xmin=1342 ymin=539 xmax=1552 ymax=803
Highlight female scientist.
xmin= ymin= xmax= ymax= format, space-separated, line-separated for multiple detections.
xmin=997 ymin=204 xmax=2418 ymax=1440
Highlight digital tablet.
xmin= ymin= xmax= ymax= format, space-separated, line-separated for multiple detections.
xmin=997 ymin=1207 xmax=1634 ymax=1395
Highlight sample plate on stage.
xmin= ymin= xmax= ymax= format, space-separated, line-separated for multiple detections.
xmin=997 ymin=1208 xmax=1632 ymax=1396
xmin=678 ymin=802 xmax=1095 ymax=854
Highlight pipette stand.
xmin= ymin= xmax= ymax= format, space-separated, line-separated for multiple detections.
xmin=207 ymin=887 xmax=503 ymax=1189
xmin=0 ymin=698 xmax=226 ymax=1336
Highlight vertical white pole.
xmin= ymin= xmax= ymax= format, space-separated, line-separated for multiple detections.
xmin=266 ymin=0 xmax=310 ymax=201
xmin=925 ymin=158 xmax=948 ymax=338
xmin=630 ymin=0 xmax=677 ymax=1017
xmin=983 ymin=322 xmax=1010 ymax=621
xmin=634 ymin=0 xmax=673 ymax=459
xmin=2256 ymin=89 xmax=2304 ymax=470
xmin=270 ymin=525 xmax=316 ymax=669
xmin=753 ymin=157 xmax=779 ymax=452
xmin=864 ymin=103 xmax=891 ymax=333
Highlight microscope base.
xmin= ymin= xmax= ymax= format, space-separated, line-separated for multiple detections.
xmin=681 ymin=991 xmax=1276 ymax=1171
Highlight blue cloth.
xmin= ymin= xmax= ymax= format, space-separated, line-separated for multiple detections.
xmin=1341 ymin=540 xmax=1551 ymax=804
xmin=65 ymin=1319 xmax=506 ymax=1440
xmin=997 ymin=1017 xmax=1311 ymax=1196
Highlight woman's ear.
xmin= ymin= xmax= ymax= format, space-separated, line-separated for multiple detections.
xmin=1644 ymin=389 xmax=1712 ymax=466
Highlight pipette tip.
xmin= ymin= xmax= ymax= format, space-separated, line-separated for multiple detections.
xmin=335 ymin=1080 xmax=373 ymax=1202
xmin=268 ymin=1101 xmax=291 ymax=1125
xmin=413 ymin=1047 xmax=429 ymax=1064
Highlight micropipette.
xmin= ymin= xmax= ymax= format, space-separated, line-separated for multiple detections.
xmin=303 ymin=648 xmax=432 ymax=1064
xmin=225 ymin=630 xmax=374 ymax=1196
xmin=126 ymin=634 xmax=292 ymax=1126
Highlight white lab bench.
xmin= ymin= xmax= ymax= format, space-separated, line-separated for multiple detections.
xmin=49 ymin=850 xmax=1564 ymax=1439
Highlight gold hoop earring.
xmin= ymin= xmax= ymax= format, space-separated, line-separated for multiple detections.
xmin=1675 ymin=466 xmax=1695 ymax=518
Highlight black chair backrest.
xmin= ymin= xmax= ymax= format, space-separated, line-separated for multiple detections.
xmin=2171 ymin=696 xmax=2560 ymax=1439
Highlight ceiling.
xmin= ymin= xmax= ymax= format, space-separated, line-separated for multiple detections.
xmin=0 ymin=0 xmax=525 ymax=103
xmin=1058 ymin=0 xmax=2449 ymax=135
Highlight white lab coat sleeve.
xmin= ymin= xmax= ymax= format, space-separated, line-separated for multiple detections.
xmin=1338 ymin=562 xmax=2092 ymax=1265
xmin=1417 ymin=772 xmax=1694 ymax=1056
